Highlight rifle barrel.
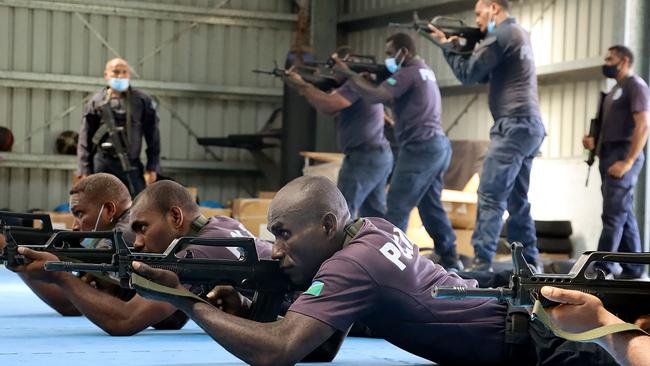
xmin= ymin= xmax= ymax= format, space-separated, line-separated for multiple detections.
xmin=432 ymin=286 xmax=512 ymax=301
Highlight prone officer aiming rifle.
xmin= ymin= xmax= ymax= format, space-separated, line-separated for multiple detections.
xmin=44 ymin=231 xmax=306 ymax=322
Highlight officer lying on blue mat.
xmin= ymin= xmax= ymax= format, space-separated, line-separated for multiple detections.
xmin=132 ymin=175 xmax=624 ymax=366
xmin=2 ymin=179 xmax=271 ymax=336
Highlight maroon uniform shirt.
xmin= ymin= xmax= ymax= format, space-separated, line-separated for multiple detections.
xmin=289 ymin=218 xmax=508 ymax=365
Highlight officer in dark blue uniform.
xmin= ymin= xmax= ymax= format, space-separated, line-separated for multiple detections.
xmin=429 ymin=0 xmax=545 ymax=271
xmin=584 ymin=45 xmax=650 ymax=279
xmin=334 ymin=33 xmax=463 ymax=271
xmin=284 ymin=47 xmax=393 ymax=219
xmin=77 ymin=58 xmax=161 ymax=197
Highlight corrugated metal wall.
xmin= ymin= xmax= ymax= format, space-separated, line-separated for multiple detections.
xmin=340 ymin=0 xmax=620 ymax=158
xmin=0 ymin=0 xmax=294 ymax=211
xmin=338 ymin=0 xmax=631 ymax=252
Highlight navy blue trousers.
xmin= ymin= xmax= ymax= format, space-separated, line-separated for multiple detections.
xmin=597 ymin=142 xmax=645 ymax=276
xmin=472 ymin=116 xmax=545 ymax=263
xmin=338 ymin=146 xmax=393 ymax=218
xmin=385 ymin=136 xmax=457 ymax=258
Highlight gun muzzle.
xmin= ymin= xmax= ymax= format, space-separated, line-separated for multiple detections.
xmin=45 ymin=261 xmax=118 ymax=273
xmin=432 ymin=286 xmax=513 ymax=302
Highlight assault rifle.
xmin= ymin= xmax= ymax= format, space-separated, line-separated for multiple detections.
xmin=253 ymin=61 xmax=341 ymax=91
xmin=98 ymin=101 xmax=137 ymax=195
xmin=44 ymin=231 xmax=302 ymax=322
xmin=585 ymin=92 xmax=607 ymax=186
xmin=302 ymin=54 xmax=391 ymax=84
xmin=389 ymin=12 xmax=484 ymax=55
xmin=0 ymin=212 xmax=110 ymax=267
xmin=433 ymin=243 xmax=650 ymax=323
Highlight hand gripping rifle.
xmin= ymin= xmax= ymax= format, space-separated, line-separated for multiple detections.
xmin=389 ymin=12 xmax=484 ymax=56
xmin=585 ymin=92 xmax=607 ymax=186
xmin=44 ymin=231 xmax=302 ymax=322
xmin=433 ymin=243 xmax=650 ymax=324
xmin=0 ymin=212 xmax=112 ymax=267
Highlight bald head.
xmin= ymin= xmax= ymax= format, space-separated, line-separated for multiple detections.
xmin=70 ymin=173 xmax=130 ymax=206
xmin=132 ymin=180 xmax=199 ymax=218
xmin=271 ymin=176 xmax=350 ymax=225
xmin=105 ymin=57 xmax=129 ymax=71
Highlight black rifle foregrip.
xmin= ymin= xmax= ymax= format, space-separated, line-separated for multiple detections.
xmin=45 ymin=261 xmax=118 ymax=273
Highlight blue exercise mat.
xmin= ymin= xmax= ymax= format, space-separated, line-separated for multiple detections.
xmin=0 ymin=267 xmax=433 ymax=366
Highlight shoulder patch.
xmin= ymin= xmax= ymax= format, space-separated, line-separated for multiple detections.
xmin=304 ymin=281 xmax=324 ymax=296
xmin=386 ymin=77 xmax=397 ymax=86
xmin=418 ymin=69 xmax=436 ymax=82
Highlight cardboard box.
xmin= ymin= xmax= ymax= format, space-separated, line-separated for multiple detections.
xmin=199 ymin=207 xmax=232 ymax=218
xmin=38 ymin=212 xmax=75 ymax=230
xmin=238 ymin=217 xmax=274 ymax=241
xmin=441 ymin=189 xmax=478 ymax=230
xmin=257 ymin=191 xmax=277 ymax=199
xmin=406 ymin=208 xmax=474 ymax=258
xmin=231 ymin=198 xmax=272 ymax=220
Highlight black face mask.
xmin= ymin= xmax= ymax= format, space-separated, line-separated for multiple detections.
xmin=602 ymin=63 xmax=620 ymax=79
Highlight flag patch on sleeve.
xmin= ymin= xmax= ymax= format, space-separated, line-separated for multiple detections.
xmin=304 ymin=281 xmax=324 ymax=296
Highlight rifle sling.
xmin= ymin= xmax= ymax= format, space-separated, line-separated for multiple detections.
xmin=130 ymin=272 xmax=209 ymax=305
xmin=189 ymin=215 xmax=209 ymax=236
xmin=531 ymin=299 xmax=649 ymax=342
xmin=343 ymin=218 xmax=365 ymax=247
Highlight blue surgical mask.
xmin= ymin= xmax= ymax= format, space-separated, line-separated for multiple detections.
xmin=487 ymin=19 xmax=496 ymax=33
xmin=385 ymin=58 xmax=399 ymax=73
xmin=108 ymin=78 xmax=129 ymax=92
xmin=385 ymin=49 xmax=405 ymax=74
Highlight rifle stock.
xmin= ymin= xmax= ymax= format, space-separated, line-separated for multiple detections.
xmin=44 ymin=231 xmax=302 ymax=322
xmin=0 ymin=213 xmax=113 ymax=267
xmin=433 ymin=243 xmax=650 ymax=323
